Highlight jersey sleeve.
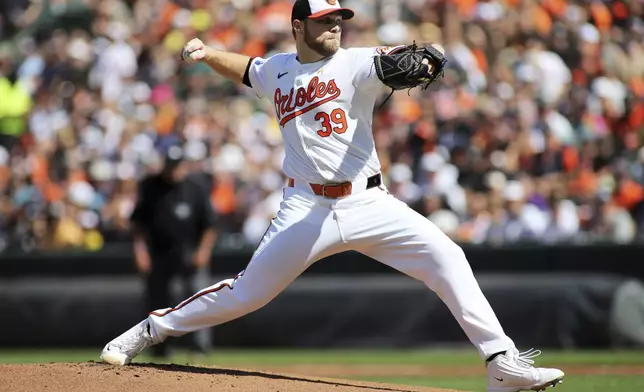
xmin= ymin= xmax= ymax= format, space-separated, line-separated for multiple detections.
xmin=244 ymin=56 xmax=271 ymax=98
xmin=351 ymin=45 xmax=406 ymax=95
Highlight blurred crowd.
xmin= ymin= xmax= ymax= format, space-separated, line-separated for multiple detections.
xmin=0 ymin=0 xmax=643 ymax=253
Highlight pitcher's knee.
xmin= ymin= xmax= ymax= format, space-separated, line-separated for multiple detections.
xmin=235 ymin=294 xmax=271 ymax=313
xmin=426 ymin=242 xmax=473 ymax=289
xmin=227 ymin=280 xmax=273 ymax=314
xmin=447 ymin=242 xmax=468 ymax=264
xmin=445 ymin=242 xmax=473 ymax=271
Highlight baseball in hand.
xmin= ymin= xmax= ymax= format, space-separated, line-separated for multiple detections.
xmin=182 ymin=38 xmax=207 ymax=63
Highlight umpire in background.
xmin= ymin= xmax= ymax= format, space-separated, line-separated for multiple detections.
xmin=130 ymin=144 xmax=217 ymax=358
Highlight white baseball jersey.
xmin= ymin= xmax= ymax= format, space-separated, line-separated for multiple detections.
xmin=246 ymin=46 xmax=401 ymax=184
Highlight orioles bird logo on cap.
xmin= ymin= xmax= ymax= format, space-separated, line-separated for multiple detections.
xmin=327 ymin=0 xmax=337 ymax=5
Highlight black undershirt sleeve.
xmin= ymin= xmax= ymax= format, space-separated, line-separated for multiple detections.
xmin=242 ymin=57 xmax=255 ymax=88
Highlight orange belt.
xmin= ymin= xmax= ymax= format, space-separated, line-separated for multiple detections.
xmin=287 ymin=173 xmax=382 ymax=199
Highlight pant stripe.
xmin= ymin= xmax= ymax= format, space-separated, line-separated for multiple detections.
xmin=149 ymin=281 xmax=234 ymax=317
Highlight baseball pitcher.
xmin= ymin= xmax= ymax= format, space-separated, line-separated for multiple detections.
xmin=101 ymin=1 xmax=564 ymax=391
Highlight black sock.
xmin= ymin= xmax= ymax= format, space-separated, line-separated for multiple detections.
xmin=486 ymin=351 xmax=506 ymax=363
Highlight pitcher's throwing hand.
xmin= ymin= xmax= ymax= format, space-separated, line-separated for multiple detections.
xmin=182 ymin=38 xmax=207 ymax=63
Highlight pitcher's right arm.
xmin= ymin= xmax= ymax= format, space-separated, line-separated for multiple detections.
xmin=182 ymin=38 xmax=266 ymax=94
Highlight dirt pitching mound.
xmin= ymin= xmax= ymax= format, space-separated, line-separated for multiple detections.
xmin=0 ymin=362 xmax=462 ymax=392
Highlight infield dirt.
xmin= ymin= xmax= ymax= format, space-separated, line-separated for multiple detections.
xmin=0 ymin=362 xmax=461 ymax=392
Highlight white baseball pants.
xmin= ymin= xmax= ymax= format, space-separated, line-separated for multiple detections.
xmin=148 ymin=179 xmax=514 ymax=359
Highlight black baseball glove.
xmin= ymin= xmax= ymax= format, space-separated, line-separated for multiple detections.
xmin=374 ymin=42 xmax=447 ymax=92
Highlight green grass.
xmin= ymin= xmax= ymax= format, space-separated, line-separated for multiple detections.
xmin=2 ymin=348 xmax=642 ymax=365
xmin=1 ymin=348 xmax=643 ymax=392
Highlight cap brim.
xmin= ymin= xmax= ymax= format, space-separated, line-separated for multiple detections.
xmin=308 ymin=8 xmax=354 ymax=20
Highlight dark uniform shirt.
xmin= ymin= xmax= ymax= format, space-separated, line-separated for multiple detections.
xmin=130 ymin=173 xmax=217 ymax=266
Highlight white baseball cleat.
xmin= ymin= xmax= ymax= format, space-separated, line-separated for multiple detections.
xmin=100 ymin=319 xmax=158 ymax=365
xmin=487 ymin=348 xmax=565 ymax=392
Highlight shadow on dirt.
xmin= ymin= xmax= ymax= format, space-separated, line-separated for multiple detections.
xmin=132 ymin=362 xmax=420 ymax=392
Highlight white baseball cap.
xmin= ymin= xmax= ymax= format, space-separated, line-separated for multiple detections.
xmin=291 ymin=0 xmax=354 ymax=22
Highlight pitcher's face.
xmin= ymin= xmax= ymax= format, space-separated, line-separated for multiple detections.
xmin=303 ymin=13 xmax=343 ymax=57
